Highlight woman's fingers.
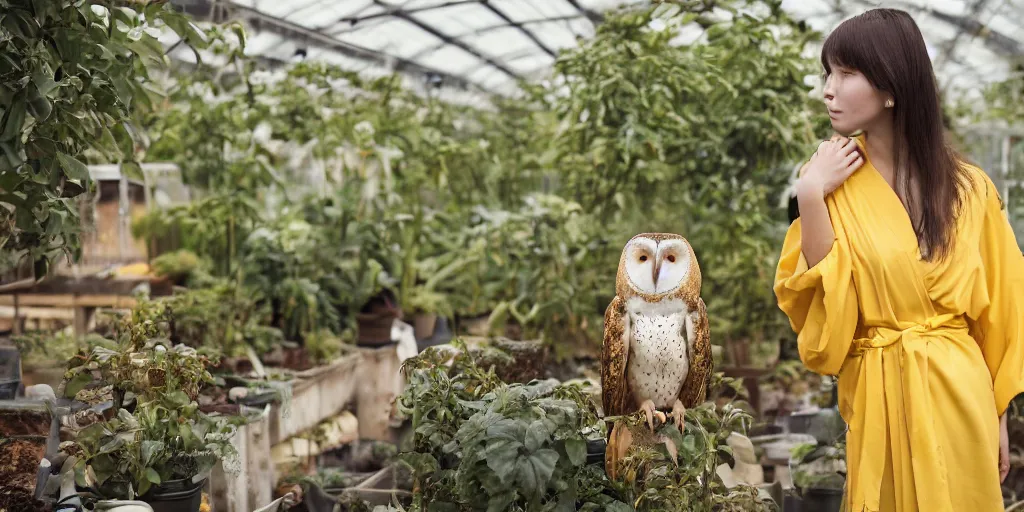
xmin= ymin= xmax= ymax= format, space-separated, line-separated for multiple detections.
xmin=838 ymin=138 xmax=859 ymax=155
xmin=841 ymin=153 xmax=863 ymax=177
xmin=842 ymin=150 xmax=861 ymax=167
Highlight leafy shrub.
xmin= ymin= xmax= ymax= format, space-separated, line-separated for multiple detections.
xmin=395 ymin=342 xmax=777 ymax=511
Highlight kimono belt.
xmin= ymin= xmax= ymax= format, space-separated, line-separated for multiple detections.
xmin=844 ymin=313 xmax=968 ymax=512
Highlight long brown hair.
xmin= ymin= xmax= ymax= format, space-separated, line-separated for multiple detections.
xmin=822 ymin=8 xmax=972 ymax=261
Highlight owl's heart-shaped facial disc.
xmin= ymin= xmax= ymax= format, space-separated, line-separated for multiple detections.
xmin=624 ymin=238 xmax=658 ymax=294
xmin=654 ymin=239 xmax=690 ymax=294
xmin=623 ymin=237 xmax=691 ymax=295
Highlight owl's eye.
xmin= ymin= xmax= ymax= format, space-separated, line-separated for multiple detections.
xmin=639 ymin=255 xmax=648 ymax=262
xmin=667 ymin=255 xmax=676 ymax=263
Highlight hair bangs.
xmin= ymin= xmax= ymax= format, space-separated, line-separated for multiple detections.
xmin=820 ymin=17 xmax=874 ymax=75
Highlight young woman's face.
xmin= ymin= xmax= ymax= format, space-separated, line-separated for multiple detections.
xmin=822 ymin=63 xmax=891 ymax=136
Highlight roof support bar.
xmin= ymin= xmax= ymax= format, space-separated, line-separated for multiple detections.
xmin=181 ymin=0 xmax=485 ymax=91
xmin=373 ymin=0 xmax=523 ymax=80
xmin=404 ymin=15 xmax=584 ymax=60
xmin=563 ymin=0 xmax=603 ymax=23
xmin=478 ymin=1 xmax=557 ymax=57
xmin=328 ymin=0 xmax=483 ymax=32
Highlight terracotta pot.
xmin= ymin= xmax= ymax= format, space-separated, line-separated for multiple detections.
xmin=357 ymin=290 xmax=402 ymax=346
xmin=357 ymin=311 xmax=399 ymax=346
xmin=412 ymin=313 xmax=437 ymax=340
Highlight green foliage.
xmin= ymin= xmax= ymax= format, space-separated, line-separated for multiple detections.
xmin=550 ymin=0 xmax=824 ymax=355
xmin=788 ymin=440 xmax=846 ymax=493
xmin=0 ymin=0 xmax=207 ymax=276
xmin=116 ymin=0 xmax=832 ymax=362
xmin=10 ymin=329 xmax=85 ymax=367
xmin=462 ymin=195 xmax=613 ymax=343
xmin=151 ymin=249 xmax=200 ymax=282
xmin=160 ymin=282 xmax=282 ymax=357
xmin=396 ymin=343 xmax=775 ymax=511
xmin=63 ymin=299 xmax=239 ymax=499
xmin=397 ymin=343 xmax=627 ymax=511
xmin=132 ymin=191 xmax=264 ymax=277
xmin=611 ymin=405 xmax=774 ymax=511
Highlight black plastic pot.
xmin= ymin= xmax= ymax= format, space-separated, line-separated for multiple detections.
xmin=141 ymin=478 xmax=205 ymax=512
xmin=586 ymin=438 xmax=606 ymax=466
xmin=800 ymin=487 xmax=843 ymax=512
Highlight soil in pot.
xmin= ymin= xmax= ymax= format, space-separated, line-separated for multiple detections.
xmin=140 ymin=478 xmax=205 ymax=512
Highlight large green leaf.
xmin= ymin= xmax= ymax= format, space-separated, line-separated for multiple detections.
xmin=514 ymin=448 xmax=559 ymax=498
xmin=56 ymin=152 xmax=89 ymax=182
xmin=564 ymin=438 xmax=587 ymax=467
xmin=141 ymin=440 xmax=164 ymax=468
xmin=98 ymin=436 xmax=125 ymax=455
xmin=524 ymin=420 xmax=550 ymax=452
xmin=486 ymin=491 xmax=517 ymax=512
xmin=484 ymin=438 xmax=521 ymax=484
xmin=0 ymin=94 xmax=26 ymax=142
xmin=64 ymin=371 xmax=93 ymax=398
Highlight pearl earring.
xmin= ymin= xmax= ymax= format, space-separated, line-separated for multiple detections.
xmin=885 ymin=99 xmax=894 ymax=108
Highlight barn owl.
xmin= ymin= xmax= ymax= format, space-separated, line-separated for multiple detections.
xmin=601 ymin=233 xmax=712 ymax=432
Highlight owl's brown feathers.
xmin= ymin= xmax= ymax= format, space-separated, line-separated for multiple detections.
xmin=602 ymin=233 xmax=713 ymax=480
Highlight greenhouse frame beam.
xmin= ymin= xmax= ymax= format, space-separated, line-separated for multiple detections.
xmin=927 ymin=8 xmax=1023 ymax=57
xmin=403 ymin=15 xmax=583 ymax=61
xmin=849 ymin=0 xmax=1023 ymax=57
xmin=936 ymin=0 xmax=991 ymax=68
xmin=564 ymin=0 xmax=604 ymax=24
xmin=372 ymin=0 xmax=523 ymax=81
xmin=477 ymin=2 xmax=557 ymax=58
xmin=200 ymin=0 xmax=487 ymax=91
xmin=327 ymin=0 xmax=483 ymax=31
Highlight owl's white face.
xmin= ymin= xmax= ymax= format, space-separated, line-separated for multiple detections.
xmin=623 ymin=238 xmax=691 ymax=295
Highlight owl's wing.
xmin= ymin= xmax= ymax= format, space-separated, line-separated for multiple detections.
xmin=679 ymin=297 xmax=712 ymax=408
xmin=601 ymin=296 xmax=633 ymax=417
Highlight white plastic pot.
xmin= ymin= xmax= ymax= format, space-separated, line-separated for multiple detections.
xmin=93 ymin=500 xmax=154 ymax=512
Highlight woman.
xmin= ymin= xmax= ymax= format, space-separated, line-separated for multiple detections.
xmin=774 ymin=8 xmax=1024 ymax=511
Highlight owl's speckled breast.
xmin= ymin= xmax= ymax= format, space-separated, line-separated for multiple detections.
xmin=627 ymin=309 xmax=689 ymax=409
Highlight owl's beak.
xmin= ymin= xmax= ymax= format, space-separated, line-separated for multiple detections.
xmin=652 ymin=258 xmax=661 ymax=286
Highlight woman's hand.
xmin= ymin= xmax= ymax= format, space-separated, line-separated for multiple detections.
xmin=797 ymin=136 xmax=864 ymax=198
xmin=1000 ymin=411 xmax=1011 ymax=483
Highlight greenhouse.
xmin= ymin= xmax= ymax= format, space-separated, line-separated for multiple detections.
xmin=0 ymin=0 xmax=1022 ymax=511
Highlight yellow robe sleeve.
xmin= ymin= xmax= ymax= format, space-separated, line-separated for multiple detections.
xmin=970 ymin=175 xmax=1024 ymax=417
xmin=773 ymin=214 xmax=859 ymax=376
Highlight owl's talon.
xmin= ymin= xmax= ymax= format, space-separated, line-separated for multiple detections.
xmin=640 ymin=399 xmax=663 ymax=431
xmin=671 ymin=399 xmax=686 ymax=432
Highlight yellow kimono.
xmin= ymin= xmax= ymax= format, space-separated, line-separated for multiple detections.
xmin=774 ymin=136 xmax=1024 ymax=512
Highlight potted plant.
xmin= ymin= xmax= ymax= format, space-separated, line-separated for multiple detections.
xmin=402 ymin=285 xmax=452 ymax=341
xmin=61 ymin=301 xmax=239 ymax=511
xmin=788 ymin=439 xmax=847 ymax=512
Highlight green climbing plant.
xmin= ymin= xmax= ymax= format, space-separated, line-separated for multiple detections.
xmin=0 ymin=0 xmax=210 ymax=277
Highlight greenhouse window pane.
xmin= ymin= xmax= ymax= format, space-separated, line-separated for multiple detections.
xmin=337 ymin=18 xmax=442 ymax=56
xmin=460 ymin=27 xmax=541 ymax=58
xmin=414 ymin=44 xmax=488 ymax=75
xmin=526 ymin=20 xmax=582 ymax=49
xmin=506 ymin=54 xmax=554 ymax=75
xmin=243 ymin=32 xmax=284 ymax=55
xmin=494 ymin=0 xmax=577 ymax=20
xmin=411 ymin=3 xmax=505 ymax=34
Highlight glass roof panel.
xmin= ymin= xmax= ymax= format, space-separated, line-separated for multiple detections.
xmin=414 ymin=44 xmax=490 ymax=75
xmin=337 ymin=18 xmax=442 ymax=56
xmin=169 ymin=0 xmax=1024 ymax=98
